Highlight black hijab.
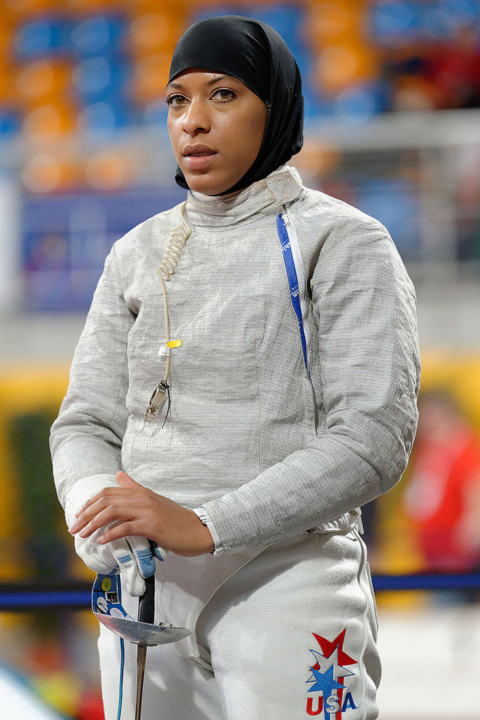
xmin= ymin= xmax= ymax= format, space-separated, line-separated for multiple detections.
xmin=167 ymin=15 xmax=304 ymax=195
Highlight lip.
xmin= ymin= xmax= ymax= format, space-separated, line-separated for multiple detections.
xmin=183 ymin=144 xmax=216 ymax=157
xmin=182 ymin=145 xmax=218 ymax=171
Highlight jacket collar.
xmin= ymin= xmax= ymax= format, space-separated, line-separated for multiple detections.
xmin=185 ymin=165 xmax=304 ymax=229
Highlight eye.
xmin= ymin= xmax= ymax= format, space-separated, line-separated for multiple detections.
xmin=211 ymin=88 xmax=237 ymax=102
xmin=166 ymin=94 xmax=187 ymax=107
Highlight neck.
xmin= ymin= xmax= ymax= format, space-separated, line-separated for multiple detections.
xmin=184 ymin=165 xmax=304 ymax=230
xmin=189 ymin=187 xmax=244 ymax=203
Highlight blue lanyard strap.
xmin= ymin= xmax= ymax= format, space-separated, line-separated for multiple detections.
xmin=276 ymin=213 xmax=310 ymax=377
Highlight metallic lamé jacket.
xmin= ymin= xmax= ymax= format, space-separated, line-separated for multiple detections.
xmin=50 ymin=165 xmax=420 ymax=552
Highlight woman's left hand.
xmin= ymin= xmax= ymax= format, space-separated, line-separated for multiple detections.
xmin=68 ymin=471 xmax=215 ymax=556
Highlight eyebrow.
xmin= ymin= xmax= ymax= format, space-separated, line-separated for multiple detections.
xmin=167 ymin=74 xmax=230 ymax=89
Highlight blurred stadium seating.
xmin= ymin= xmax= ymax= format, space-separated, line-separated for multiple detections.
xmin=0 ymin=0 xmax=478 ymax=304
xmin=0 ymin=2 xmax=479 ymax=142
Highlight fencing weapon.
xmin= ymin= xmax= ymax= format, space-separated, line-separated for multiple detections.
xmin=92 ymin=572 xmax=191 ymax=719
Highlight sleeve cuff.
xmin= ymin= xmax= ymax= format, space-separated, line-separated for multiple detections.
xmin=193 ymin=506 xmax=225 ymax=556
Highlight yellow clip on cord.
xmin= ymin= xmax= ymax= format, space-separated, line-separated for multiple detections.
xmin=167 ymin=340 xmax=182 ymax=349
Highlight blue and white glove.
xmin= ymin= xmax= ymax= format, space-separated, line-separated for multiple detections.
xmin=64 ymin=476 xmax=167 ymax=596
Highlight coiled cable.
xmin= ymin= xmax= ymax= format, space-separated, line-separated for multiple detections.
xmin=144 ymin=202 xmax=191 ymax=422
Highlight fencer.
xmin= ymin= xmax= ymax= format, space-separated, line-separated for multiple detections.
xmin=51 ymin=16 xmax=420 ymax=720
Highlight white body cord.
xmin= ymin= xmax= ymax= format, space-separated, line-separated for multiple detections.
xmin=144 ymin=202 xmax=191 ymax=422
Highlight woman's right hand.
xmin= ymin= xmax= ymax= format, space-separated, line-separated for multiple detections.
xmin=65 ymin=476 xmax=166 ymax=596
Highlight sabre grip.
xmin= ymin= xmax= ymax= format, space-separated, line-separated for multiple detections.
xmin=138 ymin=574 xmax=155 ymax=625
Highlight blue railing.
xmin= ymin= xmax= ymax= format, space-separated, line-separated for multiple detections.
xmin=0 ymin=574 xmax=479 ymax=611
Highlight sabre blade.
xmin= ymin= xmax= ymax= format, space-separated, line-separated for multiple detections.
xmin=134 ymin=576 xmax=155 ymax=720
xmin=135 ymin=644 xmax=148 ymax=720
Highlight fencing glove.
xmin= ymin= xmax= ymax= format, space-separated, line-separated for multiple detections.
xmin=64 ymin=475 xmax=167 ymax=596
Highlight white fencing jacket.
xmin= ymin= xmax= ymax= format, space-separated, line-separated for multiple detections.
xmin=51 ymin=164 xmax=420 ymax=556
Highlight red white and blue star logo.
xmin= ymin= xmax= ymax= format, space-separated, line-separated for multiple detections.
xmin=305 ymin=629 xmax=358 ymax=717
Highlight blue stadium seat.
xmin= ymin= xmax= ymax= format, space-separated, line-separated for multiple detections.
xmin=14 ymin=16 xmax=70 ymax=59
xmin=73 ymin=56 xmax=129 ymax=102
xmin=70 ymin=14 xmax=128 ymax=57
xmin=333 ymin=80 xmax=390 ymax=122
xmin=248 ymin=4 xmax=306 ymax=59
xmin=78 ymin=99 xmax=132 ymax=137
xmin=302 ymin=89 xmax=333 ymax=125
xmin=369 ymin=1 xmax=421 ymax=46
xmin=143 ymin=98 xmax=168 ymax=127
xmin=356 ymin=178 xmax=421 ymax=260
xmin=416 ymin=0 xmax=480 ymax=40
xmin=0 ymin=109 xmax=21 ymax=135
xmin=417 ymin=5 xmax=455 ymax=39
xmin=290 ymin=48 xmax=312 ymax=80
xmin=333 ymin=86 xmax=378 ymax=124
xmin=441 ymin=0 xmax=480 ymax=26
xmin=247 ymin=4 xmax=303 ymax=42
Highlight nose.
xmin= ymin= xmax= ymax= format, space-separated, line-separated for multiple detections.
xmin=182 ymin=97 xmax=211 ymax=136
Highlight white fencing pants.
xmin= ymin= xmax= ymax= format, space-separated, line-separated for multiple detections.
xmin=98 ymin=529 xmax=380 ymax=719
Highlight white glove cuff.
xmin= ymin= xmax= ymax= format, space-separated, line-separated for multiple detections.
xmin=64 ymin=474 xmax=118 ymax=528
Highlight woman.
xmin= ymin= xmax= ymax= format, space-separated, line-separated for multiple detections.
xmin=52 ymin=16 xmax=420 ymax=720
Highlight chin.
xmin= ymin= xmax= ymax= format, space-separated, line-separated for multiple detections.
xmin=186 ymin=176 xmax=222 ymax=196
xmin=184 ymin=170 xmax=236 ymax=197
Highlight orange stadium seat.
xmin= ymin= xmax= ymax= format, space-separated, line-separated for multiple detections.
xmin=130 ymin=51 xmax=172 ymax=105
xmin=128 ymin=0 xmax=190 ymax=15
xmin=65 ymin=0 xmax=121 ymax=14
xmin=312 ymin=41 xmax=379 ymax=95
xmin=0 ymin=62 xmax=16 ymax=105
xmin=2 ymin=0 xmax=59 ymax=16
xmin=21 ymin=151 xmax=80 ymax=193
xmin=306 ymin=1 xmax=364 ymax=44
xmin=22 ymin=100 xmax=77 ymax=140
xmin=0 ymin=21 xmax=13 ymax=60
xmin=127 ymin=12 xmax=186 ymax=58
xmin=15 ymin=60 xmax=72 ymax=107
xmin=84 ymin=149 xmax=134 ymax=191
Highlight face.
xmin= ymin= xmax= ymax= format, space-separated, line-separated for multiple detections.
xmin=166 ymin=70 xmax=268 ymax=195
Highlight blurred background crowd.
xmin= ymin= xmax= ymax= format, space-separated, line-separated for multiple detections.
xmin=0 ymin=0 xmax=480 ymax=718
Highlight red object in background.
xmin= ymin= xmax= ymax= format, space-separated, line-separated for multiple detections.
xmin=77 ymin=689 xmax=104 ymax=720
xmin=422 ymin=30 xmax=480 ymax=109
xmin=404 ymin=397 xmax=480 ymax=571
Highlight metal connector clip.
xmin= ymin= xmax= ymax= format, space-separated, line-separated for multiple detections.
xmin=144 ymin=381 xmax=169 ymax=422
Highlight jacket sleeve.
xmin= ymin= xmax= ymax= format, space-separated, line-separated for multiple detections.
xmin=201 ymin=217 xmax=421 ymax=551
xmin=50 ymin=244 xmax=134 ymax=515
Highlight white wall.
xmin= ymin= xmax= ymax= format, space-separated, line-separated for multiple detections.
xmin=0 ymin=177 xmax=21 ymax=313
